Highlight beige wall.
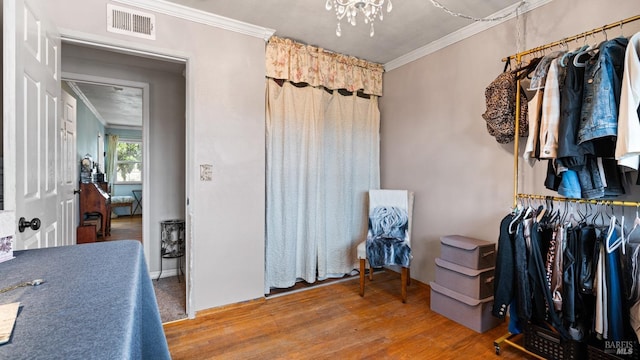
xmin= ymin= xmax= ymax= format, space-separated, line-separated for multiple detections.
xmin=381 ymin=0 xmax=640 ymax=284
xmin=40 ymin=0 xmax=266 ymax=311
xmin=31 ymin=0 xmax=640 ymax=312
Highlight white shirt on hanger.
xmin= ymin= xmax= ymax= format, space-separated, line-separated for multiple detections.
xmin=615 ymin=32 xmax=640 ymax=170
xmin=523 ymin=89 xmax=543 ymax=166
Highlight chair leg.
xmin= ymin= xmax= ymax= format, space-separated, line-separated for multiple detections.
xmin=369 ymin=262 xmax=374 ymax=281
xmin=359 ymin=258 xmax=365 ymax=297
xmin=401 ymin=267 xmax=408 ymax=303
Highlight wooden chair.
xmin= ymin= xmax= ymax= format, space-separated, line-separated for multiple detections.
xmin=356 ymin=190 xmax=414 ymax=302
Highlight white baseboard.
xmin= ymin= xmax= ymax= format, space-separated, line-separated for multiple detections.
xmin=149 ymin=268 xmax=180 ymax=280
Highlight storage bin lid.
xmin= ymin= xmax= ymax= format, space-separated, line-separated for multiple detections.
xmin=440 ymin=235 xmax=494 ymax=250
xmin=430 ymin=281 xmax=493 ymax=307
xmin=435 ymin=257 xmax=494 ymax=276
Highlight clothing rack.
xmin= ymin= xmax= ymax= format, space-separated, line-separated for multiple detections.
xmin=493 ymin=14 xmax=640 ymax=358
xmin=517 ymin=193 xmax=640 ymax=208
xmin=507 ymin=14 xmax=640 ymax=209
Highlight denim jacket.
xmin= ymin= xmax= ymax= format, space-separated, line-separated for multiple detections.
xmin=577 ymin=37 xmax=629 ymax=144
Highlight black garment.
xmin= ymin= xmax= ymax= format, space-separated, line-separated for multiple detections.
xmin=578 ymin=224 xmax=597 ymax=294
xmin=528 ymin=222 xmax=569 ymax=338
xmin=563 ymin=225 xmax=578 ymax=325
xmin=544 ymin=160 xmax=562 ymax=191
xmin=493 ymin=214 xmax=515 ymax=319
xmin=515 ymin=219 xmax=532 ymax=322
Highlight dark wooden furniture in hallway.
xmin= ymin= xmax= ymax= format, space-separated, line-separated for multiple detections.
xmin=78 ymin=182 xmax=111 ymax=239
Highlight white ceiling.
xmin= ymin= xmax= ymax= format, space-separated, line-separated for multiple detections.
xmin=67 ymin=81 xmax=143 ymax=128
xmin=161 ymin=0 xmax=524 ymax=64
xmin=72 ymin=0 xmax=530 ymax=127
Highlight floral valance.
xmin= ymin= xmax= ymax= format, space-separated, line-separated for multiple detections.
xmin=265 ymin=36 xmax=384 ymax=96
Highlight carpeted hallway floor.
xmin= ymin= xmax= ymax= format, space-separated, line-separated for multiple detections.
xmin=108 ymin=216 xmax=187 ymax=323
xmin=153 ymin=275 xmax=187 ymax=323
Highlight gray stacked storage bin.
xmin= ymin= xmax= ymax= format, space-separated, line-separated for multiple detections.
xmin=430 ymin=235 xmax=503 ymax=333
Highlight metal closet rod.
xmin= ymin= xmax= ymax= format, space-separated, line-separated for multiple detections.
xmin=518 ymin=193 xmax=640 ymax=208
xmin=502 ymin=14 xmax=640 ymax=62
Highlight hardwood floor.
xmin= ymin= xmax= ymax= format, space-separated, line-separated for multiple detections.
xmin=164 ymin=270 xmax=539 ymax=360
xmin=105 ymin=215 xmax=142 ymax=241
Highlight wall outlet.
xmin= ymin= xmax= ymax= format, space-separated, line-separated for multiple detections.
xmin=200 ymin=164 xmax=212 ymax=181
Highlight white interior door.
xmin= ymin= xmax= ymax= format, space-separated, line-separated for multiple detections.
xmin=4 ymin=0 xmax=62 ymax=249
xmin=60 ymin=90 xmax=77 ymax=246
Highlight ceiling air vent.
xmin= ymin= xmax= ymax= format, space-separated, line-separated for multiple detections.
xmin=107 ymin=4 xmax=156 ymax=40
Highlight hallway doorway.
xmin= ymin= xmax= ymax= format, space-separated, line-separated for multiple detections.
xmin=62 ymin=41 xmax=188 ymax=318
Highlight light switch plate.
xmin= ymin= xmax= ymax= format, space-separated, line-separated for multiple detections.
xmin=200 ymin=164 xmax=212 ymax=181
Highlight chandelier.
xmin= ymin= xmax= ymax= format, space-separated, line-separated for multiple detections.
xmin=325 ymin=0 xmax=393 ymax=37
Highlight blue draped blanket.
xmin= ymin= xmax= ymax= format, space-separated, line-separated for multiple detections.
xmin=366 ymin=206 xmax=411 ymax=267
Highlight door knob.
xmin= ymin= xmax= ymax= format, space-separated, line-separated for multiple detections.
xmin=18 ymin=217 xmax=41 ymax=233
xmin=73 ymin=189 xmax=81 ymax=195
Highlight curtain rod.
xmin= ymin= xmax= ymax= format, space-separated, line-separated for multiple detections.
xmin=502 ymin=14 xmax=640 ymax=62
xmin=518 ymin=193 xmax=640 ymax=208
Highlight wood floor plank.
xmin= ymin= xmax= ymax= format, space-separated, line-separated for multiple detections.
xmin=164 ymin=270 xmax=538 ymax=359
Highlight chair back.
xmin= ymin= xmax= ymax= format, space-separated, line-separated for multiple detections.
xmin=368 ymin=190 xmax=414 ymax=245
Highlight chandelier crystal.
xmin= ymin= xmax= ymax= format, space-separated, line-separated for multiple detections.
xmin=325 ymin=0 xmax=392 ymax=37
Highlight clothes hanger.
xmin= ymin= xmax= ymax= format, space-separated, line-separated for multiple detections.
xmin=536 ymin=198 xmax=548 ymax=223
xmin=548 ymin=200 xmax=561 ymax=226
xmin=509 ymin=202 xmax=534 ymax=234
xmin=560 ymin=201 xmax=568 ymax=224
xmin=592 ymin=201 xmax=607 ymax=228
xmin=625 ymin=205 xmax=640 ymax=243
xmin=514 ymin=56 xmax=543 ymax=80
xmin=573 ymin=33 xmax=600 ymax=67
xmin=560 ymin=44 xmax=590 ymax=67
xmin=584 ymin=202 xmax=594 ymax=225
xmin=565 ymin=201 xmax=580 ymax=227
xmin=630 ymin=242 xmax=640 ymax=302
xmin=509 ymin=203 xmax=524 ymax=234
xmin=606 ymin=210 xmax=625 ymax=254
xmin=577 ymin=202 xmax=588 ymax=224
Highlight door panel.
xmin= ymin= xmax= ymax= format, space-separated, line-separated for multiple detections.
xmin=6 ymin=0 xmax=62 ymax=249
xmin=61 ymin=90 xmax=77 ymax=246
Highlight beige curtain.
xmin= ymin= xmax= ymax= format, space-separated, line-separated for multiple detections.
xmin=265 ymin=78 xmax=380 ymax=291
xmin=105 ymin=134 xmax=119 ymax=188
xmin=266 ymin=36 xmax=384 ymax=96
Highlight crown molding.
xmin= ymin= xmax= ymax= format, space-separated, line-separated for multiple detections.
xmin=112 ymin=0 xmax=276 ymax=41
xmin=65 ymin=81 xmax=107 ymax=126
xmin=384 ymin=0 xmax=553 ymax=71
xmin=105 ymin=124 xmax=143 ymax=131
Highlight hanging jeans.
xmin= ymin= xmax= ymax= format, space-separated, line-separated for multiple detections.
xmin=576 ymin=156 xmax=625 ymax=199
